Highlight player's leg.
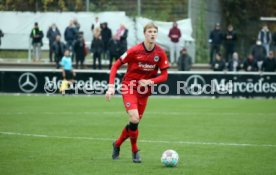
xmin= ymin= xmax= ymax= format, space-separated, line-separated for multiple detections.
xmin=138 ymin=95 xmax=149 ymax=120
xmin=114 ymin=93 xmax=138 ymax=148
xmin=112 ymin=92 xmax=138 ymax=160
xmin=127 ymin=109 xmax=141 ymax=163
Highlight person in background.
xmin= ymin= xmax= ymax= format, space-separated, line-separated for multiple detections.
xmin=272 ymin=31 xmax=276 ymax=55
xmin=228 ymin=52 xmax=242 ymax=72
xmin=91 ymin=16 xmax=101 ymax=34
xmin=262 ymin=51 xmax=276 ymax=72
xmin=168 ymin=21 xmax=181 ymax=64
xmin=30 ymin=22 xmax=44 ymax=61
xmin=223 ymin=24 xmax=237 ymax=63
xmin=209 ymin=23 xmax=223 ymax=64
xmin=258 ymin=24 xmax=272 ymax=56
xmin=59 ymin=49 xmax=76 ymax=94
xmin=0 ymin=29 xmax=4 ymax=48
xmin=177 ymin=48 xmax=192 ymax=71
xmin=251 ymin=40 xmax=266 ymax=71
xmin=211 ymin=53 xmax=225 ymax=71
xmin=64 ymin=20 xmax=78 ymax=61
xmin=101 ymin=22 xmax=112 ymax=61
xmin=52 ymin=35 xmax=66 ymax=69
xmin=74 ymin=32 xmax=87 ymax=69
xmin=91 ymin=28 xmax=104 ymax=69
xmin=243 ymin=54 xmax=258 ymax=72
xmin=47 ymin=23 xmax=60 ymax=62
xmin=115 ymin=24 xmax=128 ymax=56
xmin=72 ymin=18 xmax=81 ymax=31
xmin=108 ymin=35 xmax=121 ymax=69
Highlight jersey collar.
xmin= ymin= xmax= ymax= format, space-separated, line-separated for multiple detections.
xmin=142 ymin=42 xmax=155 ymax=53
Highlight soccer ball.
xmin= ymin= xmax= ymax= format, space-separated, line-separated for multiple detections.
xmin=161 ymin=149 xmax=179 ymax=167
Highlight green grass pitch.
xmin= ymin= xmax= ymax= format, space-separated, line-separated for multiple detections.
xmin=0 ymin=95 xmax=276 ymax=175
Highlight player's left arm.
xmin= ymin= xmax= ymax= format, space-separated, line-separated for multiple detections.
xmin=138 ymin=69 xmax=168 ymax=86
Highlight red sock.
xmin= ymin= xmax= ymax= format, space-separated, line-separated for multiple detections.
xmin=129 ymin=129 xmax=139 ymax=153
xmin=115 ymin=125 xmax=129 ymax=147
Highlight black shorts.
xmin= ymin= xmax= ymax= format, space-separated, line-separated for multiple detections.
xmin=64 ymin=70 xmax=74 ymax=80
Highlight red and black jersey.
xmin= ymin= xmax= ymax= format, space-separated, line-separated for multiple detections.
xmin=120 ymin=42 xmax=169 ymax=83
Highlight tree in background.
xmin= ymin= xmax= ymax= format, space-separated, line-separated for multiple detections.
xmin=0 ymin=0 xmax=187 ymax=21
xmin=195 ymin=0 xmax=208 ymax=63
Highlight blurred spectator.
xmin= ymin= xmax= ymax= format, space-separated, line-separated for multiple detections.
xmin=101 ymin=22 xmax=112 ymax=60
xmin=251 ymin=40 xmax=266 ymax=70
xmin=228 ymin=52 xmax=242 ymax=72
xmin=52 ymin=35 xmax=66 ymax=69
xmin=273 ymin=31 xmax=276 ymax=52
xmin=209 ymin=23 xmax=223 ymax=64
xmin=115 ymin=24 xmax=128 ymax=55
xmin=223 ymin=24 xmax=237 ymax=63
xmin=177 ymin=48 xmax=192 ymax=71
xmin=243 ymin=54 xmax=258 ymax=72
xmin=91 ymin=28 xmax=104 ymax=69
xmin=64 ymin=20 xmax=78 ymax=61
xmin=91 ymin=16 xmax=101 ymax=34
xmin=108 ymin=35 xmax=121 ymax=69
xmin=30 ymin=22 xmax=44 ymax=61
xmin=168 ymin=21 xmax=182 ymax=64
xmin=0 ymin=29 xmax=4 ymax=47
xmin=72 ymin=18 xmax=80 ymax=31
xmin=46 ymin=23 xmax=61 ymax=62
xmin=262 ymin=51 xmax=276 ymax=72
xmin=211 ymin=53 xmax=225 ymax=71
xmin=74 ymin=32 xmax=87 ymax=69
xmin=258 ymin=24 xmax=272 ymax=56
xmin=59 ymin=49 xmax=75 ymax=94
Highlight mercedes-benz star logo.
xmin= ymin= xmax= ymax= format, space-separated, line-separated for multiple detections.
xmin=18 ymin=73 xmax=38 ymax=93
xmin=186 ymin=75 xmax=206 ymax=95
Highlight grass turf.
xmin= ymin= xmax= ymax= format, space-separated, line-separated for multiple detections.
xmin=0 ymin=95 xmax=276 ymax=175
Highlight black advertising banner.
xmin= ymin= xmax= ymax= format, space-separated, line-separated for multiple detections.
xmin=0 ymin=69 xmax=275 ymax=97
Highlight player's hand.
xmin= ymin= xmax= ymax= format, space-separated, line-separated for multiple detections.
xmin=105 ymin=84 xmax=115 ymax=102
xmin=138 ymin=79 xmax=154 ymax=87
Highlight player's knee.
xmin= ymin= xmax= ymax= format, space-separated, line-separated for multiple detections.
xmin=128 ymin=110 xmax=140 ymax=124
xmin=130 ymin=114 xmax=140 ymax=124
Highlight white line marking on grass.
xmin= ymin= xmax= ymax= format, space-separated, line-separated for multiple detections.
xmin=1 ymin=131 xmax=276 ymax=148
xmin=1 ymin=111 xmax=275 ymax=116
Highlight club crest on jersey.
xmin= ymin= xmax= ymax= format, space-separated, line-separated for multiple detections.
xmin=154 ymin=56 xmax=159 ymax=62
xmin=126 ymin=102 xmax=131 ymax=107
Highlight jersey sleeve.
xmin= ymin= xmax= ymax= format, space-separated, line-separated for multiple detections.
xmin=158 ymin=50 xmax=170 ymax=70
xmin=119 ymin=47 xmax=134 ymax=64
xmin=60 ymin=57 xmax=65 ymax=66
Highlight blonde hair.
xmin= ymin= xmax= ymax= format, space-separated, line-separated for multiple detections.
xmin=143 ymin=22 xmax=158 ymax=33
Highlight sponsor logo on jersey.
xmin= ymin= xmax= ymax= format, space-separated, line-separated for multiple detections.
xmin=154 ymin=56 xmax=159 ymax=62
xmin=138 ymin=62 xmax=156 ymax=71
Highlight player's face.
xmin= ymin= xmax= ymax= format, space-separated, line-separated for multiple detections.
xmin=144 ymin=27 xmax=158 ymax=44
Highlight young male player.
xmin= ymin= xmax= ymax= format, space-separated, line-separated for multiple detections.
xmin=105 ymin=22 xmax=169 ymax=163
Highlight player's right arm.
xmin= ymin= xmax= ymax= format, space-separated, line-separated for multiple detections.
xmin=105 ymin=59 xmax=122 ymax=101
xmin=105 ymin=49 xmax=133 ymax=101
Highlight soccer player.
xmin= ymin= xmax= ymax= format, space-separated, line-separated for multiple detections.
xmin=105 ymin=22 xmax=169 ymax=163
